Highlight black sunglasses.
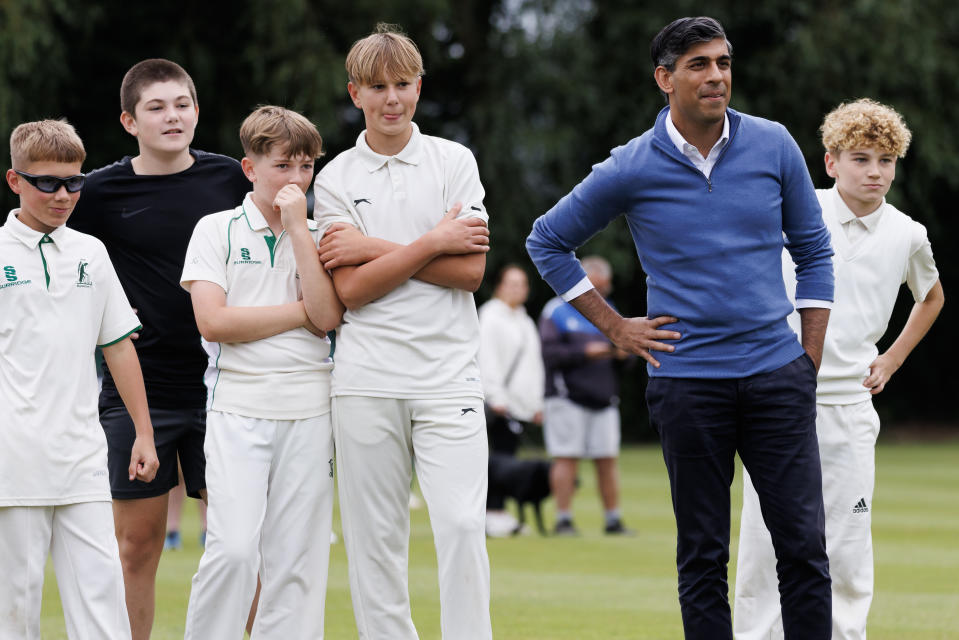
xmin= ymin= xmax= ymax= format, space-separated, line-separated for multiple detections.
xmin=14 ymin=170 xmax=86 ymax=194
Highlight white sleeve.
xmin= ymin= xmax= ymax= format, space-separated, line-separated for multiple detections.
xmin=905 ymin=221 xmax=939 ymax=302
xmin=313 ymin=168 xmax=361 ymax=237
xmin=445 ymin=145 xmax=489 ymax=226
xmin=97 ymin=245 xmax=140 ymax=346
xmin=181 ymin=215 xmax=228 ymax=293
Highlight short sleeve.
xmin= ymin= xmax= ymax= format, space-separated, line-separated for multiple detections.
xmin=446 ymin=145 xmax=489 ymax=226
xmin=181 ymin=215 xmax=229 ymax=293
xmin=905 ymin=221 xmax=939 ymax=302
xmin=313 ymin=169 xmax=361 ymax=237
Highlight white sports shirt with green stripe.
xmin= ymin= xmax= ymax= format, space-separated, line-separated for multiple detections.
xmin=0 ymin=210 xmax=140 ymax=506
xmin=180 ymin=194 xmax=333 ymax=420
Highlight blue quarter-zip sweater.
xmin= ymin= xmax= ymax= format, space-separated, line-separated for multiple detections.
xmin=526 ymin=107 xmax=834 ymax=378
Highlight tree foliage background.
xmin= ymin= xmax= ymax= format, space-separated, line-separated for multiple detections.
xmin=3 ymin=0 xmax=957 ymax=437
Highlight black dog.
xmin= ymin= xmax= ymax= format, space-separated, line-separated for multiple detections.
xmin=488 ymin=453 xmax=552 ymax=535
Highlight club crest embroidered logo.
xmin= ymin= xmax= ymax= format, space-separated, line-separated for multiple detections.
xmin=234 ymin=247 xmax=262 ymax=265
xmin=76 ymin=259 xmax=93 ymax=287
xmin=0 ymin=265 xmax=31 ymax=290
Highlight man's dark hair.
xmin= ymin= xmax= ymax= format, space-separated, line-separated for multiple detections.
xmin=650 ymin=17 xmax=732 ymax=72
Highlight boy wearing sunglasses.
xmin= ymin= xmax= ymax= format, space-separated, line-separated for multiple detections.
xmin=67 ymin=59 xmax=249 ymax=639
xmin=1 ymin=119 xmax=159 ymax=639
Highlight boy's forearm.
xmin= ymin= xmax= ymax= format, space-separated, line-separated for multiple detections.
xmin=334 ymin=235 xmax=486 ymax=291
xmin=883 ymin=280 xmax=944 ymax=366
xmin=287 ymin=227 xmax=344 ymax=331
xmin=415 ymin=253 xmax=486 ymax=291
xmin=101 ymin=339 xmax=152 ymax=437
xmin=199 ymin=302 xmax=308 ymax=343
xmin=331 ymin=235 xmax=443 ymax=309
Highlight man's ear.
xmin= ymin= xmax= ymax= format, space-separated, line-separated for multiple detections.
xmin=654 ymin=66 xmax=674 ymax=96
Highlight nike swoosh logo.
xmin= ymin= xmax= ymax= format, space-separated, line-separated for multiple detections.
xmin=121 ymin=207 xmax=150 ymax=218
xmin=353 ymin=198 xmax=372 ymax=206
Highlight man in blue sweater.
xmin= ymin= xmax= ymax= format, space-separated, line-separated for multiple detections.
xmin=526 ymin=16 xmax=834 ymax=640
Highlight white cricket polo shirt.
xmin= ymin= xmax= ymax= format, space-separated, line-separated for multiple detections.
xmin=313 ymin=123 xmax=488 ymax=399
xmin=181 ymin=194 xmax=333 ymax=420
xmin=782 ymin=187 xmax=939 ymax=404
xmin=0 ymin=210 xmax=140 ymax=506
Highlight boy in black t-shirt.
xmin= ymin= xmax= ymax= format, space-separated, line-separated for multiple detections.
xmin=69 ymin=58 xmax=249 ymax=640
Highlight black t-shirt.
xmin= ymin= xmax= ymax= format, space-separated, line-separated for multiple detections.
xmin=70 ymin=149 xmax=250 ymax=409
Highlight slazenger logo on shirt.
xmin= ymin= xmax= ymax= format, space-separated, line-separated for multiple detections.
xmin=233 ymin=248 xmax=262 ymax=265
xmin=0 ymin=265 xmax=31 ymax=289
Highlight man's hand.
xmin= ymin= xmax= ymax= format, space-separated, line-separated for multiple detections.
xmin=608 ymin=316 xmax=680 ymax=368
xmin=275 ymin=184 xmax=309 ymax=233
xmin=864 ymin=352 xmax=900 ymax=395
xmin=425 ymin=203 xmax=490 ymax=255
xmin=128 ymin=435 xmax=159 ymax=482
xmin=319 ymin=223 xmax=376 ymax=269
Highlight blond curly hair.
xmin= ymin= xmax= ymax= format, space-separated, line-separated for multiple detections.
xmin=820 ymin=98 xmax=912 ymax=157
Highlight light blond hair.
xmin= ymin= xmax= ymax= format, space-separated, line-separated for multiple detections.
xmin=820 ymin=98 xmax=912 ymax=157
xmin=239 ymin=106 xmax=324 ymax=159
xmin=10 ymin=119 xmax=86 ymax=168
xmin=345 ymin=23 xmax=424 ymax=86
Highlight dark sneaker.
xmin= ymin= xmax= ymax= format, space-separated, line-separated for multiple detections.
xmin=553 ymin=519 xmax=580 ymax=537
xmin=604 ymin=519 xmax=637 ymax=536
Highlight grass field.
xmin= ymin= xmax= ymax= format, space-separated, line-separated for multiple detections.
xmin=40 ymin=441 xmax=959 ymax=639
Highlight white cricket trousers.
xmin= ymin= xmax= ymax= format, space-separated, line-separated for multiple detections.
xmin=735 ymin=401 xmax=879 ymax=640
xmin=333 ymin=396 xmax=492 ymax=640
xmin=0 ymin=501 xmax=130 ymax=640
xmin=184 ymin=411 xmax=334 ymax=640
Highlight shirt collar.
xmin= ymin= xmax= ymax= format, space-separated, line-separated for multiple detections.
xmin=240 ymin=193 xmax=318 ymax=233
xmin=665 ymin=110 xmax=729 ymax=159
xmin=830 ymin=185 xmax=884 ymax=231
xmin=241 ymin=194 xmax=270 ymax=231
xmin=4 ymin=209 xmax=66 ymax=249
xmin=355 ymin=122 xmax=424 ymax=172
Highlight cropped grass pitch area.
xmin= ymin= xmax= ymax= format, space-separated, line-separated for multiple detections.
xmin=39 ymin=442 xmax=959 ymax=638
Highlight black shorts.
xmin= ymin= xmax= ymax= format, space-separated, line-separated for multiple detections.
xmin=100 ymin=405 xmax=207 ymax=500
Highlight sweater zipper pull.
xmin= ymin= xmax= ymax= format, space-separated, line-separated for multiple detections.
xmin=707 ymin=178 xmax=712 ymax=193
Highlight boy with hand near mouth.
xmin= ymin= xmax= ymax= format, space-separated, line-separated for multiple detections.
xmin=181 ymin=105 xmax=342 ymax=640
